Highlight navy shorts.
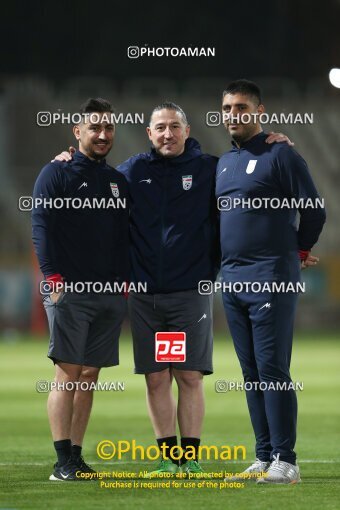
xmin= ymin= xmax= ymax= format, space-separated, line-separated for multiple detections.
xmin=128 ymin=290 xmax=213 ymax=375
xmin=43 ymin=292 xmax=127 ymax=368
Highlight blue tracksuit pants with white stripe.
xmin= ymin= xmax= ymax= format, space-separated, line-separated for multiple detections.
xmin=222 ymin=290 xmax=299 ymax=464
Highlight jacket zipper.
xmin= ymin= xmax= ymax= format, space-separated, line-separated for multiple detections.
xmin=231 ymin=148 xmax=241 ymax=180
xmin=157 ymin=165 xmax=168 ymax=290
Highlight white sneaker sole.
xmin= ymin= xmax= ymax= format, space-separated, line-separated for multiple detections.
xmin=49 ymin=473 xmax=77 ymax=481
xmin=49 ymin=474 xmax=67 ymax=481
xmin=226 ymin=476 xmax=259 ymax=482
xmin=257 ymin=477 xmax=301 ymax=484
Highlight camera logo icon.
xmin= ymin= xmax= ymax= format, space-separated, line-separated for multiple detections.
xmin=36 ymin=380 xmax=49 ymax=393
xmin=127 ymin=46 xmax=140 ymax=59
xmin=198 ymin=281 xmax=213 ymax=295
xmin=37 ymin=112 xmax=52 ymax=126
xmin=218 ymin=196 xmax=233 ymax=211
xmin=39 ymin=280 xmax=54 ymax=296
xmin=18 ymin=196 xmax=33 ymax=211
xmin=215 ymin=380 xmax=229 ymax=393
xmin=206 ymin=111 xmax=221 ymax=127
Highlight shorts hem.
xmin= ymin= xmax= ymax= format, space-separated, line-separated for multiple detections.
xmin=134 ymin=366 xmax=213 ymax=375
xmin=48 ymin=355 xmax=119 ymax=368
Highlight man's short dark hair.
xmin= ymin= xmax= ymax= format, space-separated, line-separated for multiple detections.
xmin=149 ymin=101 xmax=188 ymax=125
xmin=79 ymin=97 xmax=113 ymax=115
xmin=223 ymin=80 xmax=262 ymax=105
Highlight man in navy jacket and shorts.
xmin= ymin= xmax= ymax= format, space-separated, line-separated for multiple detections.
xmin=32 ymin=98 xmax=129 ymax=481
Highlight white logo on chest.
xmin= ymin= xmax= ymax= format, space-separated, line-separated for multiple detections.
xmin=246 ymin=160 xmax=257 ymax=174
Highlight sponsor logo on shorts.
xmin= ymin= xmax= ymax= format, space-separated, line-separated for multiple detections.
xmin=155 ymin=332 xmax=186 ymax=362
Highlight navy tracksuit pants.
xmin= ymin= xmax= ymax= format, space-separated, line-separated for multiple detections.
xmin=222 ymin=289 xmax=299 ymax=465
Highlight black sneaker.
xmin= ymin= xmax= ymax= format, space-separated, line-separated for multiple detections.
xmin=74 ymin=455 xmax=96 ymax=474
xmin=49 ymin=459 xmax=82 ymax=481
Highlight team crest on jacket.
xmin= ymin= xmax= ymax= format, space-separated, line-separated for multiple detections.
xmin=110 ymin=183 xmax=119 ymax=197
xmin=182 ymin=175 xmax=192 ymax=190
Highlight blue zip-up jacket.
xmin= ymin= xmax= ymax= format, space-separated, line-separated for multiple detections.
xmin=216 ymin=132 xmax=326 ymax=283
xmin=118 ymin=138 xmax=219 ymax=293
xmin=32 ymin=151 xmax=129 ymax=286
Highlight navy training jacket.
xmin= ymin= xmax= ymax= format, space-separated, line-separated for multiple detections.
xmin=216 ymin=132 xmax=326 ymax=283
xmin=118 ymin=138 xmax=219 ymax=293
xmin=32 ymin=150 xmax=130 ymax=285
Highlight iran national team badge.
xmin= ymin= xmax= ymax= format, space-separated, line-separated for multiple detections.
xmin=182 ymin=175 xmax=192 ymax=190
xmin=110 ymin=182 xmax=119 ymax=197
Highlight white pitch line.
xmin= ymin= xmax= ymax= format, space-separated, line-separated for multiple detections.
xmin=0 ymin=460 xmax=339 ymax=466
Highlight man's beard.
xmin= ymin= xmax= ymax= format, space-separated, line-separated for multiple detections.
xmin=89 ymin=143 xmax=111 ymax=160
xmin=230 ymin=130 xmax=246 ymax=144
xmin=229 ymin=125 xmax=255 ymax=144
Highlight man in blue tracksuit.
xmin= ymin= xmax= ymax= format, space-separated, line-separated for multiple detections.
xmin=55 ymin=101 xmax=290 ymax=475
xmin=216 ymin=80 xmax=326 ymax=484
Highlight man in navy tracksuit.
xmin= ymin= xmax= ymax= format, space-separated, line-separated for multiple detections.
xmin=118 ymin=104 xmax=218 ymax=475
xmin=216 ymin=80 xmax=326 ymax=484
xmin=32 ymin=98 xmax=129 ymax=481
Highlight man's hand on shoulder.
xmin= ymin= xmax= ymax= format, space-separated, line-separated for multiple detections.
xmin=265 ymin=132 xmax=294 ymax=146
xmin=51 ymin=146 xmax=76 ymax=162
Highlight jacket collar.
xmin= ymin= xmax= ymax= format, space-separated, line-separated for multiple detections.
xmin=73 ymin=150 xmax=107 ymax=166
xmin=231 ymin=131 xmax=267 ymax=150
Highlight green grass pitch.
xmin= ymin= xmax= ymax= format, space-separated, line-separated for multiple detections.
xmin=0 ymin=334 xmax=339 ymax=509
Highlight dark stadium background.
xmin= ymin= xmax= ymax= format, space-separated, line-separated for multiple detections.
xmin=1 ymin=4 xmax=339 ymax=510
xmin=1 ymin=0 xmax=339 ymax=335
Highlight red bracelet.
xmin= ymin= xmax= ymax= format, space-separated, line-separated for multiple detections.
xmin=46 ymin=274 xmax=64 ymax=284
xmin=299 ymin=250 xmax=310 ymax=261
